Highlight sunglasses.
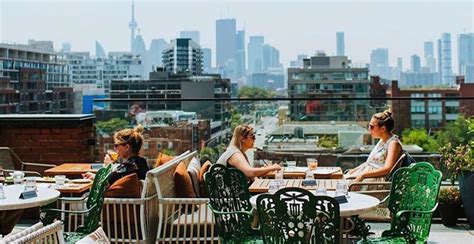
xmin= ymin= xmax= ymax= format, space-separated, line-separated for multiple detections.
xmin=246 ymin=134 xmax=256 ymax=140
xmin=114 ymin=143 xmax=126 ymax=148
xmin=367 ymin=124 xmax=379 ymax=130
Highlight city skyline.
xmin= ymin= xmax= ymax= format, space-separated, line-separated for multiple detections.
xmin=1 ymin=0 xmax=472 ymax=70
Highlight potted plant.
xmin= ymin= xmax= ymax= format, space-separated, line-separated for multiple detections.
xmin=438 ymin=186 xmax=462 ymax=227
xmin=440 ymin=142 xmax=474 ymax=228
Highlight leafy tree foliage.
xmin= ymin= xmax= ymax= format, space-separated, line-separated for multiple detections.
xmin=238 ymin=86 xmax=275 ymax=98
xmin=401 ymin=128 xmax=439 ymax=152
xmin=95 ymin=118 xmax=129 ymax=134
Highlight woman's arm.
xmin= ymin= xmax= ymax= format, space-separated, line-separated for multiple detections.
xmin=228 ymin=152 xmax=281 ymax=179
xmin=354 ymin=140 xmax=402 ymax=182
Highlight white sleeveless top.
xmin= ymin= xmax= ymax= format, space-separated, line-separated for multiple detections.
xmin=216 ymin=146 xmax=246 ymax=167
xmin=366 ymin=135 xmax=400 ymax=169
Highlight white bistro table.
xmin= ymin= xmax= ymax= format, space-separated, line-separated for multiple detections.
xmin=0 ymin=184 xmax=60 ymax=211
xmin=250 ymin=191 xmax=380 ymax=243
xmin=0 ymin=184 xmax=60 ymax=235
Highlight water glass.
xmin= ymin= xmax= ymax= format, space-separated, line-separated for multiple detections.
xmin=275 ymin=169 xmax=284 ymax=186
xmin=307 ymin=158 xmax=318 ymax=171
xmin=268 ymin=181 xmax=280 ymax=194
xmin=12 ymin=171 xmax=24 ymax=185
xmin=315 ymin=187 xmax=327 ymax=196
xmin=25 ymin=177 xmax=37 ymax=191
xmin=335 ymin=180 xmax=349 ymax=197
xmin=0 ymin=184 xmax=4 ymax=199
xmin=305 ymin=170 xmax=314 ymax=180
xmin=55 ymin=175 xmax=66 ymax=187
xmin=287 ymin=161 xmax=296 ymax=170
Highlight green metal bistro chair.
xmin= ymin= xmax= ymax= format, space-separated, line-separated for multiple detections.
xmin=203 ymin=164 xmax=261 ymax=243
xmin=41 ymin=164 xmax=112 ymax=243
xmin=256 ymin=187 xmax=340 ymax=244
xmin=359 ymin=162 xmax=442 ymax=244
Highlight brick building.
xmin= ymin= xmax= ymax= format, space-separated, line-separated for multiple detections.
xmin=388 ymin=76 xmax=474 ymax=133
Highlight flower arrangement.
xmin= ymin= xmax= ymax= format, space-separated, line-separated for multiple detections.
xmin=440 ymin=143 xmax=474 ymax=180
xmin=438 ymin=186 xmax=461 ymax=204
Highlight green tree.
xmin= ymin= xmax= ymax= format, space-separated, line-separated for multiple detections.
xmin=230 ymin=109 xmax=243 ymax=132
xmin=238 ymin=86 xmax=275 ymax=98
xmin=435 ymin=115 xmax=473 ymax=149
xmin=200 ymin=147 xmax=217 ymax=163
xmin=401 ymin=128 xmax=439 ymax=152
xmin=95 ymin=118 xmax=129 ymax=134
xmin=318 ymin=135 xmax=338 ymax=149
xmin=161 ymin=148 xmax=176 ymax=156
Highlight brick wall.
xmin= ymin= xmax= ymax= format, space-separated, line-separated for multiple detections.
xmin=0 ymin=115 xmax=96 ymax=168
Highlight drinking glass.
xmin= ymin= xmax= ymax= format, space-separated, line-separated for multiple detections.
xmin=25 ymin=177 xmax=37 ymax=191
xmin=275 ymin=169 xmax=284 ymax=186
xmin=306 ymin=158 xmax=318 ymax=171
xmin=55 ymin=175 xmax=66 ymax=187
xmin=268 ymin=181 xmax=280 ymax=194
xmin=107 ymin=150 xmax=119 ymax=161
xmin=12 ymin=171 xmax=24 ymax=185
xmin=315 ymin=187 xmax=327 ymax=196
xmin=287 ymin=161 xmax=296 ymax=170
xmin=335 ymin=180 xmax=349 ymax=197
xmin=305 ymin=170 xmax=314 ymax=180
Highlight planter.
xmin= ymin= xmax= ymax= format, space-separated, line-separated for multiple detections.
xmin=438 ymin=202 xmax=460 ymax=227
xmin=459 ymin=171 xmax=474 ymax=229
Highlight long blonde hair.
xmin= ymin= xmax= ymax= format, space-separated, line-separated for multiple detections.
xmin=114 ymin=124 xmax=144 ymax=154
xmin=229 ymin=124 xmax=253 ymax=151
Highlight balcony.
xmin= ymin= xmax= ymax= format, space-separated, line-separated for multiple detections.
xmin=0 ymin=96 xmax=473 ymax=243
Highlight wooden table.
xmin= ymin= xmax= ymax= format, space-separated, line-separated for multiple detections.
xmin=37 ymin=182 xmax=92 ymax=196
xmin=249 ymin=178 xmax=344 ymax=193
xmin=44 ymin=163 xmax=98 ymax=178
xmin=262 ymin=166 xmax=344 ymax=179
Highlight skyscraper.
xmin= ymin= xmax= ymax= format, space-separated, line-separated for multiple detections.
xmin=95 ymin=41 xmax=107 ymax=59
xmin=370 ymin=48 xmax=389 ymax=79
xmin=411 ymin=54 xmax=421 ymax=72
xmin=336 ymin=32 xmax=345 ymax=56
xmin=424 ymin=41 xmax=436 ymax=72
xmin=180 ymin=31 xmax=200 ymax=45
xmin=162 ymin=38 xmax=203 ymax=75
xmin=202 ymin=48 xmax=212 ymax=73
xmin=149 ymin=38 xmax=167 ymax=68
xmin=263 ymin=44 xmax=280 ymax=70
xmin=215 ymin=19 xmax=236 ymax=68
xmin=128 ymin=0 xmax=138 ymax=52
xmin=458 ymin=33 xmax=474 ymax=81
xmin=438 ymin=33 xmax=453 ymax=84
xmin=235 ymin=30 xmax=246 ymax=77
xmin=397 ymin=57 xmax=403 ymax=71
xmin=247 ymin=36 xmax=264 ymax=74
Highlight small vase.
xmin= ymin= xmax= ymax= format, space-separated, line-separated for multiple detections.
xmin=438 ymin=202 xmax=460 ymax=227
xmin=459 ymin=171 xmax=474 ymax=229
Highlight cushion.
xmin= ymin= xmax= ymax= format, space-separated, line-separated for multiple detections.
xmin=174 ymin=161 xmax=196 ymax=198
xmin=198 ymin=160 xmax=212 ymax=197
xmin=105 ymin=173 xmax=141 ymax=198
xmin=155 ymin=152 xmax=174 ymax=168
xmin=187 ymin=157 xmax=202 ymax=197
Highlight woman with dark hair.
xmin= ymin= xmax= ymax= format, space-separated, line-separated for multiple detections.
xmin=216 ymin=124 xmax=281 ymax=180
xmin=345 ymin=109 xmax=402 ymax=182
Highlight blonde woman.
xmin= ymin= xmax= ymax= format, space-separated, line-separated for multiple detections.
xmin=345 ymin=110 xmax=402 ymax=182
xmin=216 ymin=125 xmax=281 ymax=180
xmin=84 ymin=125 xmax=149 ymax=185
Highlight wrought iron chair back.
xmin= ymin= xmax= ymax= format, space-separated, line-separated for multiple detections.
xmin=203 ymin=164 xmax=255 ymax=243
xmin=256 ymin=187 xmax=340 ymax=244
xmin=361 ymin=162 xmax=442 ymax=243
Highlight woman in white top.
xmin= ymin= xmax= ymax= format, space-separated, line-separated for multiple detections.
xmin=345 ymin=110 xmax=402 ymax=182
xmin=217 ymin=125 xmax=281 ymax=180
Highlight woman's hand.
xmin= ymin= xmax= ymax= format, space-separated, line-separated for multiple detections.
xmin=82 ymin=172 xmax=96 ymax=180
xmin=270 ymin=164 xmax=282 ymax=172
xmin=104 ymin=154 xmax=114 ymax=165
xmin=354 ymin=174 xmax=365 ymax=183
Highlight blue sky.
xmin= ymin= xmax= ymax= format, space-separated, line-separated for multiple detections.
xmin=1 ymin=0 xmax=472 ymax=70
